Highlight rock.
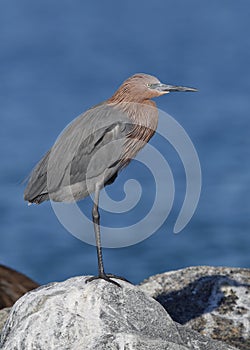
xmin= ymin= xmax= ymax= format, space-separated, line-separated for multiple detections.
xmin=139 ymin=266 xmax=249 ymax=350
xmin=0 ymin=276 xmax=238 ymax=350
xmin=0 ymin=264 xmax=39 ymax=309
xmin=0 ymin=307 xmax=11 ymax=334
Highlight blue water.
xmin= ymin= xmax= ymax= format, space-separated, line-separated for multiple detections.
xmin=0 ymin=0 xmax=250 ymax=285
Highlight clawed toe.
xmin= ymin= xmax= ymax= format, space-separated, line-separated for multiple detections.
xmin=86 ymin=273 xmax=132 ymax=287
xmin=106 ymin=274 xmax=131 ymax=284
xmin=86 ymin=274 xmax=121 ymax=287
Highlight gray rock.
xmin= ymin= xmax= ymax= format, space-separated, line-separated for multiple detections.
xmin=0 ymin=307 xmax=11 ymax=334
xmin=0 ymin=276 xmax=237 ymax=350
xmin=139 ymin=266 xmax=249 ymax=350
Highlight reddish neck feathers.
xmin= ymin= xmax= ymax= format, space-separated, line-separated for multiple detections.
xmin=108 ymin=80 xmax=156 ymax=104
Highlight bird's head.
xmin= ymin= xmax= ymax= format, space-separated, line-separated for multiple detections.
xmin=109 ymin=73 xmax=197 ymax=103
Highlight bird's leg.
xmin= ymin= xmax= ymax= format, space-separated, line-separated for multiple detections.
xmin=86 ymin=183 xmax=121 ymax=287
xmin=92 ymin=183 xmax=105 ymax=277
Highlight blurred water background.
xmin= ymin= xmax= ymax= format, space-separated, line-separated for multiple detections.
xmin=0 ymin=0 xmax=249 ymax=285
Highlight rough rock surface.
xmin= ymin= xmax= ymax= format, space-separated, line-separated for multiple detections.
xmin=140 ymin=266 xmax=249 ymax=350
xmin=0 ymin=276 xmax=238 ymax=350
xmin=0 ymin=264 xmax=39 ymax=309
xmin=0 ymin=307 xmax=11 ymax=333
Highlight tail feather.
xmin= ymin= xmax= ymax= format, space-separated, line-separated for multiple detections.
xmin=24 ymin=151 xmax=50 ymax=204
xmin=27 ymin=193 xmax=50 ymax=204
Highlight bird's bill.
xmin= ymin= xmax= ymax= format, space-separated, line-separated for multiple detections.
xmin=151 ymin=83 xmax=198 ymax=93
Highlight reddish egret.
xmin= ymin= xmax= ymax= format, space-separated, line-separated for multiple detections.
xmin=24 ymin=73 xmax=197 ymax=286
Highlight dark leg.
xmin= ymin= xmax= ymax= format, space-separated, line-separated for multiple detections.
xmin=92 ymin=184 xmax=105 ymax=277
xmin=86 ymin=183 xmax=127 ymax=287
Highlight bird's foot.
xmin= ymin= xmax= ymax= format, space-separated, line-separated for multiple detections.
xmin=105 ymin=274 xmax=131 ymax=283
xmin=86 ymin=273 xmax=121 ymax=287
xmin=86 ymin=273 xmax=131 ymax=287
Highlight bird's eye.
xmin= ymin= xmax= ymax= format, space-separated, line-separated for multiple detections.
xmin=147 ymin=83 xmax=159 ymax=89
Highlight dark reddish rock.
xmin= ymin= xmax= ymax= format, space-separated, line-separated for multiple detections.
xmin=0 ymin=264 xmax=39 ymax=309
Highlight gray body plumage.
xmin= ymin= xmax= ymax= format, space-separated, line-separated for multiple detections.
xmin=24 ymin=103 xmax=138 ymax=203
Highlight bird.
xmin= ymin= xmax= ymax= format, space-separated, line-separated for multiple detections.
xmin=24 ymin=73 xmax=197 ymax=286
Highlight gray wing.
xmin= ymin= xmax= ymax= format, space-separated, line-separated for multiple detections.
xmin=24 ymin=103 xmax=133 ymax=203
xmin=23 ymin=150 xmax=50 ymax=203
